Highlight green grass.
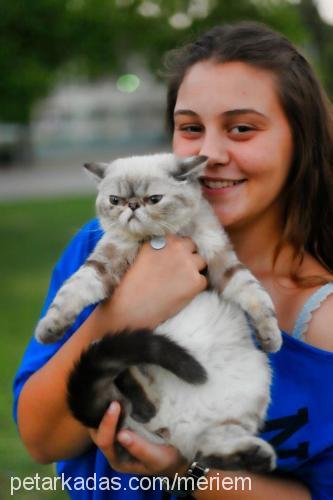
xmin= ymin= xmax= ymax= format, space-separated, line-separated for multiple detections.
xmin=0 ymin=195 xmax=95 ymax=499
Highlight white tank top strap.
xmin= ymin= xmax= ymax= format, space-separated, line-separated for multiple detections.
xmin=291 ymin=282 xmax=333 ymax=341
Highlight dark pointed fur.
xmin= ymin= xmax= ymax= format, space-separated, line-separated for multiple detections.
xmin=115 ymin=370 xmax=157 ymax=423
xmin=67 ymin=328 xmax=207 ymax=428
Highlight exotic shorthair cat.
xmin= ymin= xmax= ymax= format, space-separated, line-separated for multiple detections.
xmin=36 ymin=153 xmax=282 ymax=471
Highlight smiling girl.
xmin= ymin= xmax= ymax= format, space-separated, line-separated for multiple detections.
xmin=14 ymin=22 xmax=333 ymax=500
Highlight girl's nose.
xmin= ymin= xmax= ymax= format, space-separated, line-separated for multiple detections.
xmin=199 ymin=131 xmax=230 ymax=167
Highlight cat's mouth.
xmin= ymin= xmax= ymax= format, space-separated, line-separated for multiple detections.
xmin=127 ymin=214 xmax=143 ymax=231
xmin=120 ymin=209 xmax=145 ymax=233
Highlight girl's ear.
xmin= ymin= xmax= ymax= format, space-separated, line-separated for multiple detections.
xmin=172 ymin=155 xmax=208 ymax=181
xmin=83 ymin=162 xmax=109 ymax=183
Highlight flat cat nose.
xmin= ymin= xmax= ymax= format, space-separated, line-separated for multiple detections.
xmin=128 ymin=199 xmax=140 ymax=211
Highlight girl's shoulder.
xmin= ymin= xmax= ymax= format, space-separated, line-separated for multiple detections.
xmin=303 ymin=292 xmax=333 ymax=351
xmin=294 ymin=253 xmax=333 ymax=351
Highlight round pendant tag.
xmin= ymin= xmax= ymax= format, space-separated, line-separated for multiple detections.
xmin=150 ymin=236 xmax=167 ymax=250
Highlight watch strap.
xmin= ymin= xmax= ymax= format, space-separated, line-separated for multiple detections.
xmin=161 ymin=461 xmax=210 ymax=498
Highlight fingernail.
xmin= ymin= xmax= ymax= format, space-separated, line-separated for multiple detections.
xmin=118 ymin=431 xmax=132 ymax=445
xmin=108 ymin=402 xmax=117 ymax=414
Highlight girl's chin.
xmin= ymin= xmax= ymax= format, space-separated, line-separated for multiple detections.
xmin=208 ymin=206 xmax=241 ymax=229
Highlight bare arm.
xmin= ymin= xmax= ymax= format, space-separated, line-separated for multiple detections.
xmin=17 ymin=308 xmax=107 ymax=463
xmin=193 ymin=470 xmax=310 ymax=499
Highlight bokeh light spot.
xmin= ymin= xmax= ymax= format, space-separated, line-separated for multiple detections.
xmin=116 ymin=74 xmax=141 ymax=93
xmin=168 ymin=12 xmax=192 ymax=29
xmin=137 ymin=1 xmax=161 ymax=17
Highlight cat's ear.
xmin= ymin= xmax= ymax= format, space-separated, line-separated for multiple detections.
xmin=172 ymin=155 xmax=208 ymax=181
xmin=83 ymin=162 xmax=109 ymax=183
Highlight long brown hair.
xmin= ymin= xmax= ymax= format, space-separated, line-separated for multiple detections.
xmin=164 ymin=22 xmax=333 ymax=281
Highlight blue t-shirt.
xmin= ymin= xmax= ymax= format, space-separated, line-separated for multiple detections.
xmin=13 ymin=219 xmax=333 ymax=499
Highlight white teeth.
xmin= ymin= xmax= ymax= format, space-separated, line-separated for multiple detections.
xmin=203 ymin=179 xmax=245 ymax=189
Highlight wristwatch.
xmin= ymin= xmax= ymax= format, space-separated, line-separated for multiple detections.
xmin=161 ymin=461 xmax=210 ymax=498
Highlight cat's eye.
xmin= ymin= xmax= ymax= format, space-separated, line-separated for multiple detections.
xmin=147 ymin=195 xmax=163 ymax=205
xmin=109 ymin=195 xmax=122 ymax=206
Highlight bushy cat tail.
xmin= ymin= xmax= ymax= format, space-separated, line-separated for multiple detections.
xmin=67 ymin=328 xmax=207 ymax=428
xmin=74 ymin=328 xmax=207 ymax=385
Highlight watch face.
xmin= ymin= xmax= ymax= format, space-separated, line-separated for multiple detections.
xmin=188 ymin=461 xmax=210 ymax=478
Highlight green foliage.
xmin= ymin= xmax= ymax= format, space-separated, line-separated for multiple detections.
xmin=0 ymin=0 xmax=73 ymax=123
xmin=298 ymin=0 xmax=333 ymax=98
xmin=0 ymin=0 xmax=329 ymax=125
xmin=0 ymin=195 xmax=94 ymax=498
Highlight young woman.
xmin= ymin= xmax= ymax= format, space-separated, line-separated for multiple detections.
xmin=14 ymin=22 xmax=333 ymax=499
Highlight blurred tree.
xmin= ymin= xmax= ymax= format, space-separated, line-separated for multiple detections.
xmin=298 ymin=0 xmax=333 ymax=97
xmin=0 ymin=0 xmax=314 ymax=125
xmin=0 ymin=0 xmax=74 ymax=123
xmin=66 ymin=0 xmax=308 ymax=78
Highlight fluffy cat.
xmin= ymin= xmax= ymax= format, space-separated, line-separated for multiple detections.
xmin=35 ymin=153 xmax=281 ymax=471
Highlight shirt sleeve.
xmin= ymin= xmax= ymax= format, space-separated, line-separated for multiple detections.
xmin=12 ymin=219 xmax=103 ymax=424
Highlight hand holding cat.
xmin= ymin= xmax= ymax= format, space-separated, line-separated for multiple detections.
xmin=95 ymin=234 xmax=208 ymax=332
xmin=89 ymin=401 xmax=187 ymax=477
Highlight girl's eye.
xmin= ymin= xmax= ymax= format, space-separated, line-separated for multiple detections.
xmin=178 ymin=124 xmax=203 ymax=134
xmin=109 ymin=195 xmax=121 ymax=205
xmin=229 ymin=125 xmax=255 ymax=135
xmin=147 ymin=195 xmax=163 ymax=205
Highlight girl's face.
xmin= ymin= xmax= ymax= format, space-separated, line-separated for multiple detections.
xmin=172 ymin=60 xmax=293 ymax=231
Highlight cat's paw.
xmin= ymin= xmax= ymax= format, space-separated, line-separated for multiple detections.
xmin=35 ymin=314 xmax=67 ymax=344
xmin=198 ymin=436 xmax=276 ymax=472
xmin=256 ymin=315 xmax=282 ymax=353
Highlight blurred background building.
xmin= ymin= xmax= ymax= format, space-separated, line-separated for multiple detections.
xmin=31 ymin=69 xmax=167 ymax=165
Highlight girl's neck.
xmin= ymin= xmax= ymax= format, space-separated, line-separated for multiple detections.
xmin=227 ymin=213 xmax=294 ymax=280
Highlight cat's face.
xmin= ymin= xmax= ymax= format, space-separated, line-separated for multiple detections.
xmin=85 ymin=154 xmax=207 ymax=238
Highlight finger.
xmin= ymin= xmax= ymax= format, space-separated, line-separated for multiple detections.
xmin=191 ymin=253 xmax=207 ymax=272
xmin=196 ymin=273 xmax=208 ymax=292
xmin=90 ymin=403 xmax=155 ymax=474
xmin=117 ymin=429 xmax=177 ymax=473
xmin=92 ymin=401 xmax=120 ymax=451
xmin=179 ymin=237 xmax=197 ymax=253
xmin=166 ymin=235 xmax=197 ymax=253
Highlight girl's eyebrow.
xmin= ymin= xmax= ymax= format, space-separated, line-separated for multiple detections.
xmin=174 ymin=108 xmax=267 ymax=119
xmin=174 ymin=109 xmax=198 ymax=117
xmin=223 ymin=108 xmax=267 ymax=119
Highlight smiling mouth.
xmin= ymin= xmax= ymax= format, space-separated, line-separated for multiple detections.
xmin=200 ymin=178 xmax=247 ymax=189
